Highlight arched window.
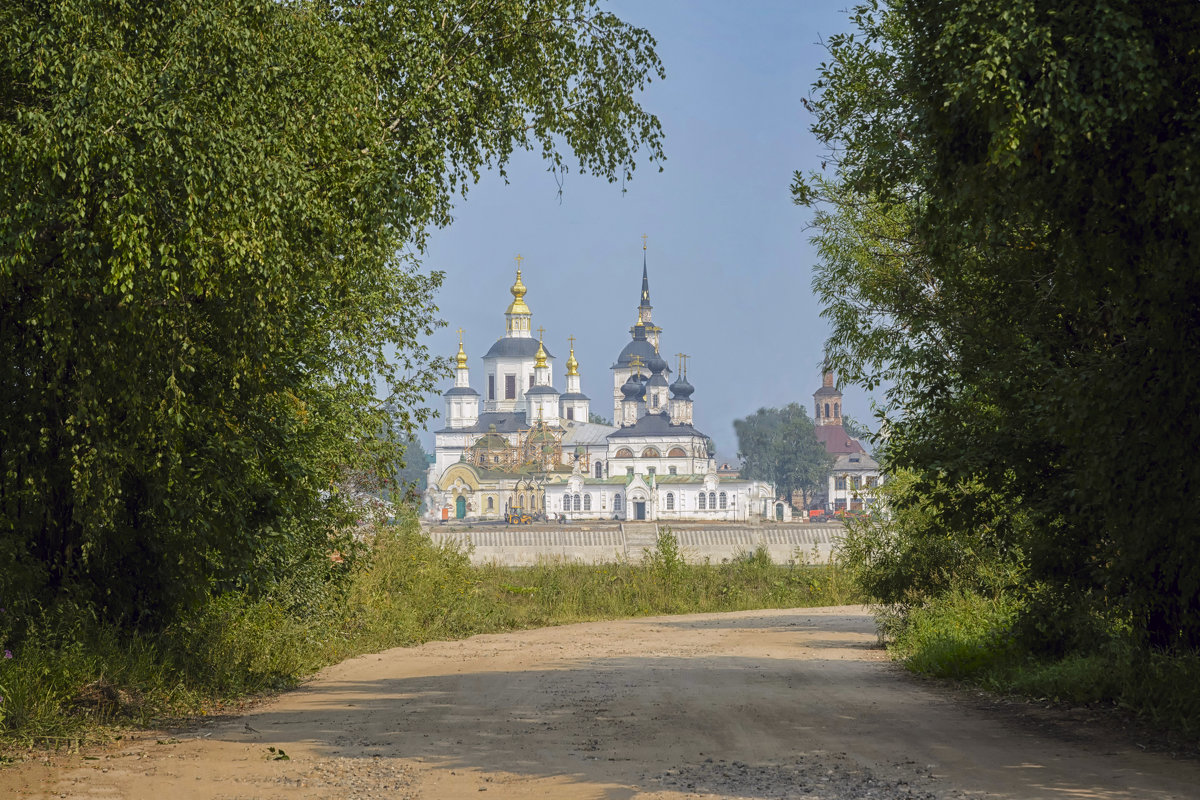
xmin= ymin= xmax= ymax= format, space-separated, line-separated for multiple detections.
xmin=719 ymin=492 xmax=727 ymax=509
xmin=825 ymin=402 xmax=831 ymax=417
xmin=665 ymin=492 xmax=675 ymax=511
xmin=698 ymin=492 xmax=707 ymax=510
xmin=594 ymin=461 xmax=603 ymax=479
xmin=487 ymin=497 xmax=494 ymax=510
xmin=668 ymin=447 xmax=686 ymax=457
xmin=642 ymin=446 xmax=660 ymax=457
xmin=573 ymin=494 xmax=582 ymax=511
xmin=615 ymin=448 xmax=634 ymax=458
xmin=583 ymin=494 xmax=592 ymax=511
xmin=709 ymin=492 xmax=716 ymax=509
xmin=834 ymin=402 xmax=839 ymax=418
xmin=614 ymin=494 xmax=623 ymax=512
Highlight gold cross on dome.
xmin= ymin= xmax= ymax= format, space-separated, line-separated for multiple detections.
xmin=457 ymin=327 xmax=464 ymax=344
xmin=641 ymin=233 xmax=648 ymax=250
xmin=567 ymin=335 xmax=576 ymax=350
xmin=537 ymin=326 xmax=545 ymax=342
xmin=629 ymin=354 xmax=645 ymax=376
xmin=515 ymin=254 xmax=524 ymax=268
xmin=676 ymin=352 xmax=689 ymax=376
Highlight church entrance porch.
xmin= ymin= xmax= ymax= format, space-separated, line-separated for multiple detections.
xmin=634 ymin=501 xmax=646 ymax=521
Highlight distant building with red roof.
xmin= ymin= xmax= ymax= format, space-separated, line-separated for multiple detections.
xmin=811 ymin=372 xmax=883 ymax=514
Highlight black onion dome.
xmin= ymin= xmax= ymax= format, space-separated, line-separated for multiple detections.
xmin=621 ymin=374 xmax=644 ymax=399
xmin=646 ymin=352 xmax=668 ymax=375
xmin=670 ymin=375 xmax=694 ymax=399
xmin=613 ymin=337 xmax=657 ymax=369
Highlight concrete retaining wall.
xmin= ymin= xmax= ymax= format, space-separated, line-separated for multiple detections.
xmin=425 ymin=523 xmax=846 ymax=566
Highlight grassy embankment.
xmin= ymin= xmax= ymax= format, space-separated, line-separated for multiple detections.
xmin=877 ymin=590 xmax=1200 ymax=742
xmin=0 ymin=517 xmax=858 ymax=747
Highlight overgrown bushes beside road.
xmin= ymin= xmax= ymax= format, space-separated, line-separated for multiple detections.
xmin=837 ymin=476 xmax=1200 ymax=740
xmin=0 ymin=517 xmax=857 ymax=746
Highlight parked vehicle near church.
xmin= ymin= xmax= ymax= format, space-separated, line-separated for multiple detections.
xmin=506 ymin=511 xmax=534 ymax=525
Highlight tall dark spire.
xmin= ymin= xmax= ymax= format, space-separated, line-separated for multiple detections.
xmin=639 ymin=247 xmax=651 ymax=310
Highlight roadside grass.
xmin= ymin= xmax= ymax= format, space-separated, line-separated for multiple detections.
xmin=0 ymin=518 xmax=859 ymax=747
xmin=886 ymin=590 xmax=1200 ymax=740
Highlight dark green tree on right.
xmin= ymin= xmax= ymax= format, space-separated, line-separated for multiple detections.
xmin=798 ymin=1 xmax=1200 ymax=649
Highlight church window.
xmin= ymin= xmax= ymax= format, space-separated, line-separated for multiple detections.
xmin=566 ymin=407 xmax=574 ymax=420
xmin=642 ymin=447 xmax=660 ymax=457
xmin=647 ymin=467 xmax=656 ymax=477
xmin=487 ymin=497 xmax=494 ymax=510
xmin=626 ymin=467 xmax=634 ymax=477
xmin=835 ymin=476 xmax=847 ymax=490
xmin=583 ymin=494 xmax=591 ymax=511
xmin=665 ymin=492 xmax=675 ymax=511
xmin=529 ymin=374 xmax=535 ymax=389
xmin=668 ymin=447 xmax=686 ymax=457
xmin=616 ymin=448 xmax=634 ymax=458
xmin=709 ymin=492 xmax=716 ymax=509
xmin=650 ymin=394 xmax=657 ymax=409
xmin=834 ymin=402 xmax=840 ymax=418
xmin=595 ymin=462 xmax=603 ymax=478
xmin=669 ymin=466 xmax=677 ymax=475
xmin=573 ymin=494 xmax=581 ymax=511
xmin=698 ymin=492 xmax=706 ymax=510
xmin=719 ymin=492 xmax=727 ymax=509
xmin=505 ymin=374 xmax=516 ymax=399
xmin=825 ymin=402 xmax=831 ymax=417
xmin=488 ymin=375 xmax=495 ymax=400
xmin=614 ymin=494 xmax=623 ymax=512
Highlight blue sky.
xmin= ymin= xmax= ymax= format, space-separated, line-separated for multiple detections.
xmin=417 ymin=2 xmax=868 ymax=459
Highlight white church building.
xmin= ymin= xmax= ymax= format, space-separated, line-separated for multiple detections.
xmin=425 ymin=251 xmax=786 ymax=523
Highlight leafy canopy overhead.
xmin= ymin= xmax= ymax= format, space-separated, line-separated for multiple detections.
xmin=798 ymin=0 xmax=1200 ymax=648
xmin=0 ymin=0 xmax=665 ymax=629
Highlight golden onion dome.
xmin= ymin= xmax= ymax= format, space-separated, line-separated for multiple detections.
xmin=534 ymin=336 xmax=548 ymax=369
xmin=455 ymin=337 xmax=468 ymax=369
xmin=566 ymin=345 xmax=579 ymax=376
xmin=506 ymin=268 xmax=531 ymax=315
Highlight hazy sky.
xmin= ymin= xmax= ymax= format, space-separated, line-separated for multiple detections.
xmin=417 ymin=2 xmax=868 ymax=459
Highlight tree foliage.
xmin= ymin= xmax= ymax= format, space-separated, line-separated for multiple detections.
xmin=799 ymin=1 xmax=1200 ymax=648
xmin=0 ymin=0 xmax=664 ymax=630
xmin=734 ymin=404 xmax=832 ymax=508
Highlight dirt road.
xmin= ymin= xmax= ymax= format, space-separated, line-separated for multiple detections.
xmin=5 ymin=606 xmax=1199 ymax=799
